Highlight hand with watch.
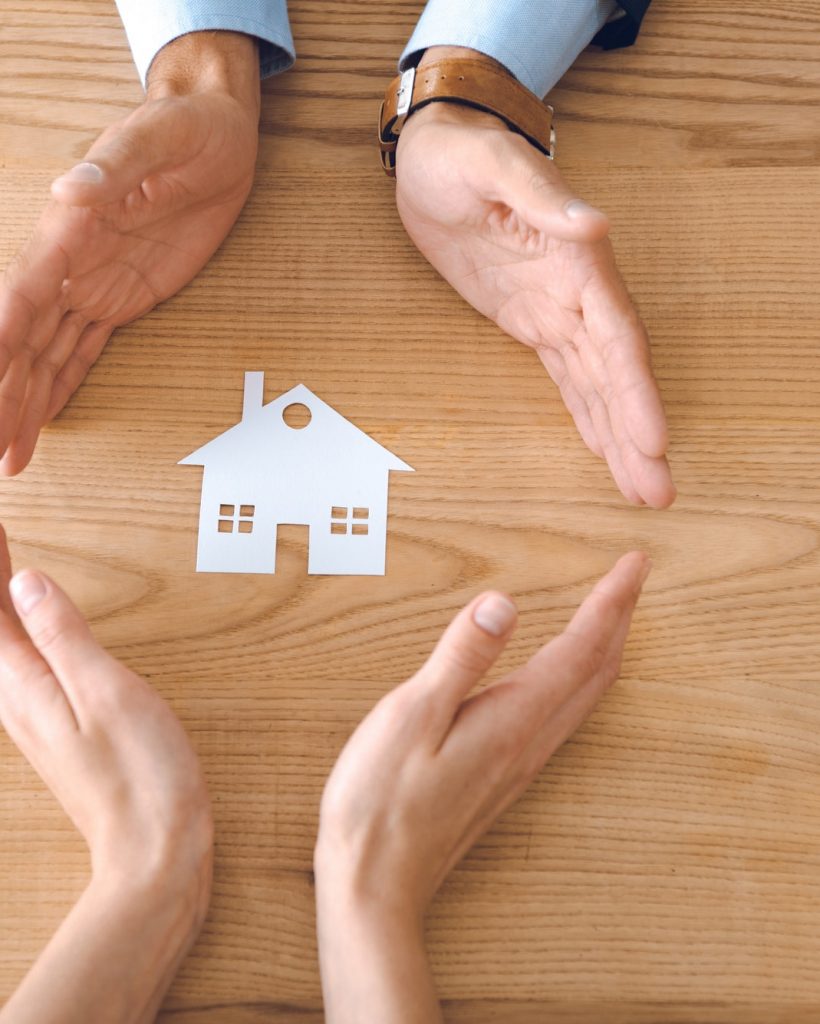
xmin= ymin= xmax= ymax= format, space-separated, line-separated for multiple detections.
xmin=380 ymin=46 xmax=676 ymax=510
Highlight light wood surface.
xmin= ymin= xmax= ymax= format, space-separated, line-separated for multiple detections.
xmin=2 ymin=1 xmax=820 ymax=1020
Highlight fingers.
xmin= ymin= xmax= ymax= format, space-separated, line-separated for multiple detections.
xmin=492 ymin=149 xmax=611 ymax=244
xmin=508 ymin=552 xmax=650 ymax=785
xmin=9 ymin=571 xmax=112 ymax=696
xmin=51 ymin=101 xmax=201 ymax=208
xmin=0 ymin=219 xmax=73 ymax=460
xmin=552 ymin=284 xmax=675 ymax=507
xmin=0 ymin=232 xmax=70 ymax=388
xmin=551 ymin=333 xmax=644 ymax=504
xmin=581 ymin=361 xmax=675 ymax=509
xmin=582 ymin=254 xmax=670 ymax=461
xmin=0 ymin=538 xmax=77 ymax=745
xmin=435 ymin=551 xmax=649 ymax=828
xmin=603 ymin=382 xmax=676 ymax=510
xmin=518 ymin=552 xmax=649 ymax=711
xmin=411 ymin=591 xmax=518 ymax=734
xmin=45 ymin=321 xmax=113 ymax=423
xmin=0 ymin=313 xmax=88 ymax=476
xmin=557 ymin=550 xmax=649 ymax=671
xmin=537 ymin=347 xmax=604 ymax=458
xmin=0 ymin=524 xmax=18 ymax=622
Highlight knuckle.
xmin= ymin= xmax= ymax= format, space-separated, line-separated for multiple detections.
xmin=29 ymin=609 xmax=72 ymax=655
xmin=441 ymin=641 xmax=491 ymax=682
xmin=373 ymin=683 xmax=428 ymax=737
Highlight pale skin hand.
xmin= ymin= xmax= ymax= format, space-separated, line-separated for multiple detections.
xmin=0 ymin=31 xmax=261 ymax=476
xmin=315 ymin=551 xmax=651 ymax=1024
xmin=0 ymin=526 xmax=213 ymax=1024
xmin=396 ymin=47 xmax=675 ymax=509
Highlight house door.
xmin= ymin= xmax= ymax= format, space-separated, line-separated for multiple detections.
xmin=275 ymin=523 xmax=311 ymax=573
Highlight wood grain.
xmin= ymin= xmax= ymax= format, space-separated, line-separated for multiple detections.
xmin=1 ymin=1 xmax=820 ymax=1021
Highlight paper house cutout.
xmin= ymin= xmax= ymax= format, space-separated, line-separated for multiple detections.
xmin=179 ymin=374 xmax=413 ymax=575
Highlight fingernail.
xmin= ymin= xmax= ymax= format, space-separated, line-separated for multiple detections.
xmin=565 ymin=199 xmax=606 ymax=220
xmin=56 ymin=162 xmax=103 ymax=184
xmin=473 ymin=593 xmax=517 ymax=636
xmin=10 ymin=571 xmax=47 ymax=615
xmin=639 ymin=558 xmax=653 ymax=585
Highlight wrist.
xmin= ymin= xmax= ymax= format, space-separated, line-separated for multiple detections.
xmin=146 ymin=30 xmax=260 ymax=113
xmin=315 ymin=843 xmax=425 ymax=954
xmin=90 ymin=813 xmax=213 ymax=932
xmin=0 ymin=868 xmax=210 ymax=1024
xmin=400 ymin=98 xmax=509 ymax=137
xmin=315 ymin=876 xmax=440 ymax=1024
xmin=85 ymin=852 xmax=212 ymax=974
xmin=392 ymin=48 xmax=528 ymax=160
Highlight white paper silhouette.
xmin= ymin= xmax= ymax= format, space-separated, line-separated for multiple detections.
xmin=179 ymin=374 xmax=414 ymax=575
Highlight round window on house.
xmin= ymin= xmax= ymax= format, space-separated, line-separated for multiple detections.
xmin=282 ymin=403 xmax=312 ymax=429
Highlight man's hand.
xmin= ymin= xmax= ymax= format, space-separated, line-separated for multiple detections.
xmin=315 ymin=551 xmax=650 ymax=1024
xmin=0 ymin=31 xmax=261 ymax=476
xmin=395 ymin=51 xmax=675 ymax=509
xmin=0 ymin=524 xmax=212 ymax=1022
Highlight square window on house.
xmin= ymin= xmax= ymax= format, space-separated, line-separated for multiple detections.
xmin=218 ymin=503 xmax=255 ymax=534
xmin=331 ymin=505 xmax=372 ymax=537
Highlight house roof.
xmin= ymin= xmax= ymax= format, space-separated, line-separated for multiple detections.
xmin=178 ymin=382 xmax=414 ymax=473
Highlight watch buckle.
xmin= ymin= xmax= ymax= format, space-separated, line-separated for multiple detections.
xmin=393 ymin=66 xmax=416 ymax=133
xmin=378 ymin=67 xmax=416 ymax=177
xmin=378 ymin=101 xmax=397 ymax=176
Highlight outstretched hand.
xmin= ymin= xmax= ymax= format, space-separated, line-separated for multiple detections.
xmin=315 ymin=552 xmax=650 ymax=1024
xmin=0 ymin=525 xmax=212 ymax=1023
xmin=396 ymin=94 xmax=675 ymax=509
xmin=0 ymin=32 xmax=260 ymax=476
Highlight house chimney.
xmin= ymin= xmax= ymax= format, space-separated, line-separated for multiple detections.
xmin=243 ymin=371 xmax=264 ymax=420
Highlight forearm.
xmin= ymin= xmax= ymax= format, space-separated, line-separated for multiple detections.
xmin=401 ymin=0 xmax=619 ymax=99
xmin=316 ymin=864 xmax=442 ymax=1024
xmin=0 ymin=872 xmax=206 ymax=1024
xmin=115 ymin=0 xmax=294 ymax=88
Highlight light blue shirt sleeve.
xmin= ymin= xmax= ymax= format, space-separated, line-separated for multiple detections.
xmin=400 ymin=0 xmax=620 ymax=99
xmin=114 ymin=0 xmax=295 ymax=88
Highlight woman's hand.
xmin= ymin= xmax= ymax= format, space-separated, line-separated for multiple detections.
xmin=315 ymin=551 xmax=650 ymax=1024
xmin=0 ymin=525 xmax=212 ymax=1024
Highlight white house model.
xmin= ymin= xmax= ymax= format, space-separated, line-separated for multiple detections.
xmin=179 ymin=374 xmax=413 ymax=575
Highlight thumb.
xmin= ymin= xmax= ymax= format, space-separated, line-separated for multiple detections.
xmin=412 ymin=591 xmax=518 ymax=723
xmin=496 ymin=156 xmax=611 ymax=243
xmin=9 ymin=569 xmax=110 ymax=681
xmin=50 ymin=100 xmax=198 ymax=206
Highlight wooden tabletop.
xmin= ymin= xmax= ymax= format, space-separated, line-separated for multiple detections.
xmin=2 ymin=2 xmax=820 ymax=1021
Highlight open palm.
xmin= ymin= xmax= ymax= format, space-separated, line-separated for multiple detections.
xmin=0 ymin=91 xmax=259 ymax=475
xmin=396 ymin=104 xmax=675 ymax=509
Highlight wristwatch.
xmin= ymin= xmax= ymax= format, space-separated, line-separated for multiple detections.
xmin=378 ymin=56 xmax=556 ymax=177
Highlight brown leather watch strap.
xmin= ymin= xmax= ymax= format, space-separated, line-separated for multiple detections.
xmin=378 ymin=57 xmax=555 ymax=177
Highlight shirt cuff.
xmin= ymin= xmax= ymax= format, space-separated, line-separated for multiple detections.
xmin=400 ymin=0 xmax=619 ymax=99
xmin=115 ymin=1 xmax=295 ymax=88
